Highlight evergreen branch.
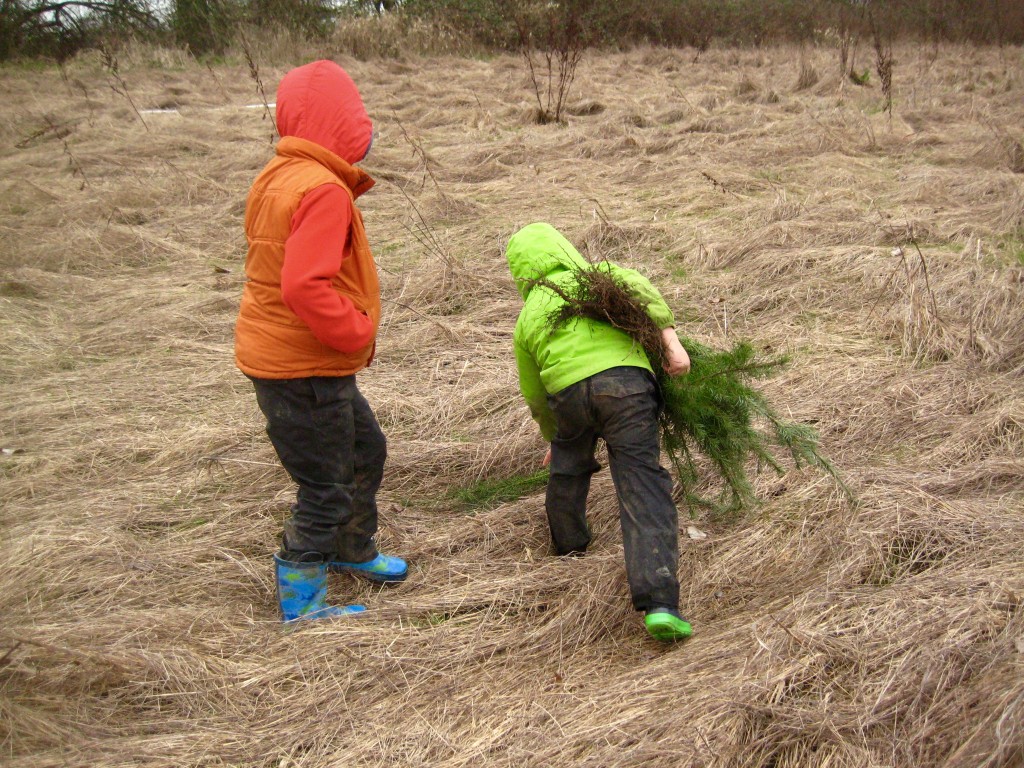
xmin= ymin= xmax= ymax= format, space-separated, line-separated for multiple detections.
xmin=536 ymin=262 xmax=849 ymax=517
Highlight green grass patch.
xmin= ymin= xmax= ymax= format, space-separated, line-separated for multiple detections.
xmin=997 ymin=229 xmax=1024 ymax=266
xmin=449 ymin=469 xmax=549 ymax=511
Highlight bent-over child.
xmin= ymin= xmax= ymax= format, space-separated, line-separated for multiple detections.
xmin=506 ymin=222 xmax=692 ymax=642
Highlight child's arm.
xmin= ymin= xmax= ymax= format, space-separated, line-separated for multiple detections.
xmin=661 ymin=327 xmax=690 ymax=375
xmin=280 ymin=184 xmax=375 ymax=354
xmin=514 ymin=337 xmax=557 ymax=441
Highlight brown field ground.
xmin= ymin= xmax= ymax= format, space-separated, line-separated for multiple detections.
xmin=1 ymin=40 xmax=1023 ymax=767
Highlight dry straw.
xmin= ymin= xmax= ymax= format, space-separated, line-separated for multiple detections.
xmin=1 ymin=42 xmax=1023 ymax=768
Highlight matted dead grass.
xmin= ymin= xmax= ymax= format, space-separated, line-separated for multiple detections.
xmin=1 ymin=41 xmax=1022 ymax=767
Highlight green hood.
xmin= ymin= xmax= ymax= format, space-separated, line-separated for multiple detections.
xmin=507 ymin=222 xmax=676 ymax=441
xmin=506 ymin=222 xmax=590 ymax=300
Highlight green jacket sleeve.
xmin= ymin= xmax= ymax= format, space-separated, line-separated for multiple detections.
xmin=605 ymin=263 xmax=676 ymax=329
xmin=514 ymin=337 xmax=557 ymax=441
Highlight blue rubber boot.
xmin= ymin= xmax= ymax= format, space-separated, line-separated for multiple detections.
xmin=329 ymin=552 xmax=408 ymax=583
xmin=274 ymin=554 xmax=366 ymax=623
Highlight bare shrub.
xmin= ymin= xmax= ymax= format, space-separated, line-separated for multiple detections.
xmin=512 ymin=0 xmax=590 ymax=124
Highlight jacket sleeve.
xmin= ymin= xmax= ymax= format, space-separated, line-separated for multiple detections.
xmin=280 ymin=184 xmax=375 ymax=354
xmin=606 ymin=263 xmax=676 ymax=329
xmin=514 ymin=335 xmax=557 ymax=442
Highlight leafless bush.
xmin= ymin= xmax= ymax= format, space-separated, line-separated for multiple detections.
xmin=512 ymin=0 xmax=590 ymax=124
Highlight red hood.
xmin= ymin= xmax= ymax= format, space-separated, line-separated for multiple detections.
xmin=275 ymin=60 xmax=373 ymax=165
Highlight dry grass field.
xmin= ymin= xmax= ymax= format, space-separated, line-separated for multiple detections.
xmin=1 ymin=39 xmax=1023 ymax=767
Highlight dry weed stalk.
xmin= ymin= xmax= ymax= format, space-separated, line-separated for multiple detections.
xmin=392 ymin=181 xmax=454 ymax=272
xmin=700 ymin=170 xmax=742 ymax=199
xmin=869 ymin=11 xmax=895 ymax=118
xmin=393 ymin=113 xmax=446 ymax=197
xmin=239 ymin=33 xmax=276 ymax=139
xmin=15 ymin=117 xmax=74 ymax=150
xmin=384 ymin=181 xmax=487 ymax=319
xmin=870 ymin=219 xmax=949 ymax=360
xmin=100 ymin=45 xmax=148 ymax=132
xmin=204 ymin=62 xmax=230 ymax=103
xmin=62 ymin=137 xmax=87 ymax=189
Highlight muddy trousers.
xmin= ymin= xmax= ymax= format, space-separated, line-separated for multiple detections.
xmin=249 ymin=375 xmax=385 ymax=563
xmin=545 ymin=366 xmax=680 ymax=612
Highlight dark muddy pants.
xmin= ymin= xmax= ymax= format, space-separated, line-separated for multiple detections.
xmin=249 ymin=375 xmax=385 ymax=562
xmin=546 ymin=366 xmax=679 ymax=612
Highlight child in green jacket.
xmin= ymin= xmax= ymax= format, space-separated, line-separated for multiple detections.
xmin=507 ymin=222 xmax=692 ymax=642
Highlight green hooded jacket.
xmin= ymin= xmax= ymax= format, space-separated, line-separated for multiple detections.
xmin=507 ymin=222 xmax=676 ymax=441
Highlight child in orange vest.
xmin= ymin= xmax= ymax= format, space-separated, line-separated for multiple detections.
xmin=234 ymin=60 xmax=406 ymax=622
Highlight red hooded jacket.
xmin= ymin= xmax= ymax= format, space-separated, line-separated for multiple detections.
xmin=235 ymin=60 xmax=380 ymax=379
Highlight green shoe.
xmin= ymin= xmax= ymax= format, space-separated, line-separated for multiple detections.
xmin=645 ymin=607 xmax=693 ymax=643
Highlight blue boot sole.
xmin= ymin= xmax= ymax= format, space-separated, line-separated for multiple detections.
xmin=328 ymin=553 xmax=408 ymax=583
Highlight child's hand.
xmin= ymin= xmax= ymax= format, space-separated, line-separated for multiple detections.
xmin=542 ymin=447 xmax=552 ymax=467
xmin=661 ymin=327 xmax=691 ymax=376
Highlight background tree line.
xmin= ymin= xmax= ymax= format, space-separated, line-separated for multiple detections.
xmin=1 ymin=0 xmax=1022 ymax=63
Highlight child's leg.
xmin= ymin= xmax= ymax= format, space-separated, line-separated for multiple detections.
xmin=334 ymin=382 xmax=386 ymax=563
xmin=546 ymin=380 xmax=600 ymax=555
xmin=591 ymin=368 xmax=680 ymax=612
xmin=250 ymin=375 xmax=359 ymax=557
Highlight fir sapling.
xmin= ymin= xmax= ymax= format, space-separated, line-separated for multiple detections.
xmin=531 ymin=263 xmax=846 ymax=516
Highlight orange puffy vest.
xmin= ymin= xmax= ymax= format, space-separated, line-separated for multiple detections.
xmin=234 ymin=137 xmax=381 ymax=379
